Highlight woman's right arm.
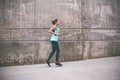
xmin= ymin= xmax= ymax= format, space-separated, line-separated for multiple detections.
xmin=48 ymin=25 xmax=56 ymax=34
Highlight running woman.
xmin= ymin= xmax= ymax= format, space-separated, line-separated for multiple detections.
xmin=46 ymin=19 xmax=65 ymax=67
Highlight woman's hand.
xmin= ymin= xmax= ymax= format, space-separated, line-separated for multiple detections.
xmin=58 ymin=32 xmax=68 ymax=36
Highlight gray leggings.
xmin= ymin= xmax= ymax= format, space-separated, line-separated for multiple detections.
xmin=47 ymin=41 xmax=60 ymax=62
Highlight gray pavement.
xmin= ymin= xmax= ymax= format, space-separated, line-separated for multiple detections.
xmin=0 ymin=57 xmax=120 ymax=80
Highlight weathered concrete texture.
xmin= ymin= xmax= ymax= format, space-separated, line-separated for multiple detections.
xmin=85 ymin=29 xmax=120 ymax=41
xmin=84 ymin=41 xmax=120 ymax=59
xmin=0 ymin=29 xmax=120 ymax=41
xmin=0 ymin=0 xmax=35 ymax=28
xmin=82 ymin=0 xmax=120 ymax=28
xmin=0 ymin=57 xmax=120 ymax=80
xmin=0 ymin=29 xmax=10 ymax=40
xmin=0 ymin=41 xmax=120 ymax=66
xmin=0 ymin=0 xmax=120 ymax=66
xmin=35 ymin=0 xmax=82 ymax=28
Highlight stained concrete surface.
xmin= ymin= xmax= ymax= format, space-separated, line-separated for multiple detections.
xmin=0 ymin=0 xmax=120 ymax=66
xmin=0 ymin=56 xmax=120 ymax=80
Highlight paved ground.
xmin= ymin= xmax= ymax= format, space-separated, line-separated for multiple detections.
xmin=0 ymin=57 xmax=120 ymax=80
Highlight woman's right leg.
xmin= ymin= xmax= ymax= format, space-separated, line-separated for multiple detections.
xmin=47 ymin=41 xmax=56 ymax=62
xmin=46 ymin=41 xmax=56 ymax=67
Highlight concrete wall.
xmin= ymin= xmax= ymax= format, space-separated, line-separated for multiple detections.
xmin=0 ymin=0 xmax=120 ymax=66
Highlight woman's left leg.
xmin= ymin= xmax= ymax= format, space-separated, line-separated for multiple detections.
xmin=56 ymin=42 xmax=60 ymax=62
xmin=55 ymin=42 xmax=62 ymax=66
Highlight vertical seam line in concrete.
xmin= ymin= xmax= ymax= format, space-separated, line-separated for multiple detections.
xmin=34 ymin=0 xmax=36 ymax=28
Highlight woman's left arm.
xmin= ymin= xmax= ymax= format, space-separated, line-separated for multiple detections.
xmin=58 ymin=32 xmax=68 ymax=36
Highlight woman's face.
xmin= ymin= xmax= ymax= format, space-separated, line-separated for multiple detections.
xmin=56 ymin=20 xmax=60 ymax=25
